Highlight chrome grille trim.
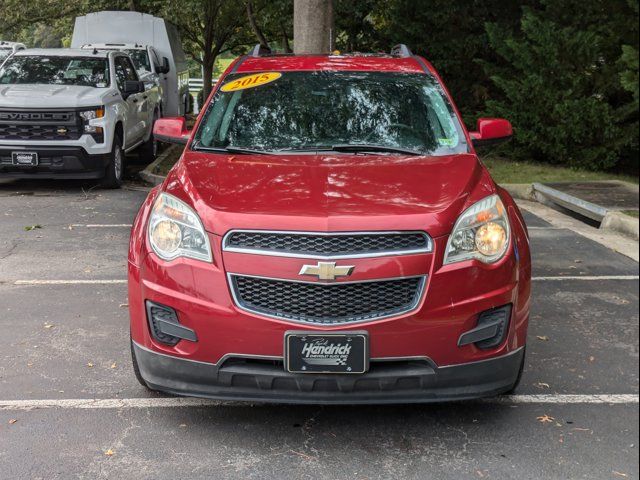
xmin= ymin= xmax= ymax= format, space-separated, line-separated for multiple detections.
xmin=222 ymin=229 xmax=433 ymax=259
xmin=228 ymin=273 xmax=427 ymax=326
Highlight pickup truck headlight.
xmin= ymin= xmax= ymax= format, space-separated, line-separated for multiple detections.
xmin=78 ymin=108 xmax=105 ymax=141
xmin=444 ymin=194 xmax=510 ymax=265
xmin=149 ymin=193 xmax=212 ymax=262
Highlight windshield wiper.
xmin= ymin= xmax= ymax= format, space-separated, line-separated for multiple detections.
xmin=318 ymin=144 xmax=424 ymax=156
xmin=192 ymin=143 xmax=274 ymax=155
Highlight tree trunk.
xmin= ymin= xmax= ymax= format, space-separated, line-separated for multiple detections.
xmin=128 ymin=0 xmax=138 ymax=12
xmin=202 ymin=56 xmax=215 ymax=101
xmin=246 ymin=1 xmax=269 ymax=49
xmin=281 ymin=25 xmax=292 ymax=53
xmin=293 ymin=0 xmax=334 ymax=54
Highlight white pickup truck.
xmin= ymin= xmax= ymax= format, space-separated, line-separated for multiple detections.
xmin=0 ymin=48 xmax=160 ymax=188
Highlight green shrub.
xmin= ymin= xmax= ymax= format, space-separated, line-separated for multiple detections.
xmin=483 ymin=0 xmax=639 ymax=172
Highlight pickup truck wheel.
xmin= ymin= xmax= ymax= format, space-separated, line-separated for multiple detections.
xmin=102 ymin=134 xmax=124 ymax=189
xmin=138 ymin=112 xmax=159 ymax=163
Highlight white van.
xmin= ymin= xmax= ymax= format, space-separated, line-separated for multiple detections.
xmin=71 ymin=11 xmax=190 ymax=117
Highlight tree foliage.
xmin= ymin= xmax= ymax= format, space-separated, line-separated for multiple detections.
xmin=0 ymin=0 xmax=638 ymax=172
xmin=483 ymin=0 xmax=638 ymax=171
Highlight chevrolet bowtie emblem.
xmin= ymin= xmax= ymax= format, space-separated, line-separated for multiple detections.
xmin=299 ymin=262 xmax=355 ymax=281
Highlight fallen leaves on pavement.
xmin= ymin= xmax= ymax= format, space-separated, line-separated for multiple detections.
xmin=537 ymin=414 xmax=555 ymax=424
xmin=536 ymin=335 xmax=550 ymax=341
xmin=104 ymin=449 xmax=115 ymax=457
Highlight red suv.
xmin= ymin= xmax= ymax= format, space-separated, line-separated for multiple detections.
xmin=128 ymin=45 xmax=531 ymax=404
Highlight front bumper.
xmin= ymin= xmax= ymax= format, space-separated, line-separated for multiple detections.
xmin=0 ymin=146 xmax=111 ymax=179
xmin=133 ymin=341 xmax=525 ymax=404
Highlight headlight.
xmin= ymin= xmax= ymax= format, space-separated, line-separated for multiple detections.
xmin=444 ymin=194 xmax=510 ymax=265
xmin=78 ymin=108 xmax=104 ymax=134
xmin=148 ymin=193 xmax=212 ymax=262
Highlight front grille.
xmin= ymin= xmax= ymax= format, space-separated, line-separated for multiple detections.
xmin=230 ymin=275 xmax=426 ymax=325
xmin=224 ymin=231 xmax=432 ymax=258
xmin=0 ymin=109 xmax=82 ymax=141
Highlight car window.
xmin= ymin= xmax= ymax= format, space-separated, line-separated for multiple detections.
xmin=0 ymin=55 xmax=110 ymax=88
xmin=194 ymin=71 xmax=467 ymax=156
xmin=150 ymin=49 xmax=161 ymax=72
xmin=124 ymin=50 xmax=150 ymax=76
xmin=114 ymin=57 xmax=127 ymax=92
xmin=121 ymin=56 xmax=139 ymax=81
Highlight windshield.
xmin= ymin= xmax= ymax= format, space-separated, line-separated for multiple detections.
xmin=194 ymin=71 xmax=467 ymax=155
xmin=125 ymin=49 xmax=151 ymax=75
xmin=0 ymin=49 xmax=12 ymax=63
xmin=0 ymin=56 xmax=110 ymax=88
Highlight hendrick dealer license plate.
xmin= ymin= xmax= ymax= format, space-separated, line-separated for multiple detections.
xmin=285 ymin=332 xmax=369 ymax=374
xmin=12 ymin=151 xmax=38 ymax=166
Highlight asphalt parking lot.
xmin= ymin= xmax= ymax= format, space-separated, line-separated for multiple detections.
xmin=0 ymin=177 xmax=638 ymax=480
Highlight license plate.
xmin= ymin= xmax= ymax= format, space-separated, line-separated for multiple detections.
xmin=12 ymin=152 xmax=38 ymax=166
xmin=284 ymin=331 xmax=369 ymax=374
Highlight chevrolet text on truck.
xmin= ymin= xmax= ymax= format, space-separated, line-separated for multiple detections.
xmin=0 ymin=48 xmax=159 ymax=187
xmin=128 ymin=45 xmax=532 ymax=404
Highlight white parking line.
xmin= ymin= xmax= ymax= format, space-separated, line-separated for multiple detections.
xmin=0 ymin=394 xmax=637 ymax=411
xmin=13 ymin=280 xmax=127 ymax=285
xmin=71 ymin=224 xmax=132 ymax=228
xmin=532 ymin=275 xmax=639 ymax=282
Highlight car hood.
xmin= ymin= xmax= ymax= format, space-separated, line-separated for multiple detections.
xmin=0 ymin=84 xmax=108 ymax=108
xmin=165 ymin=152 xmax=496 ymax=238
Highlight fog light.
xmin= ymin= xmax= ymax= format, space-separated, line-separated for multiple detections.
xmin=146 ymin=301 xmax=197 ymax=346
xmin=458 ymin=304 xmax=512 ymax=349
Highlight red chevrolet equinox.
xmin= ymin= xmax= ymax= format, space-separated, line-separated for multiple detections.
xmin=128 ymin=45 xmax=532 ymax=404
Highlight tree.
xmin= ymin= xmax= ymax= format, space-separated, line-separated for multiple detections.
xmin=147 ymin=0 xmax=250 ymax=99
xmin=483 ymin=0 xmax=639 ymax=171
xmin=294 ymin=0 xmax=334 ymax=53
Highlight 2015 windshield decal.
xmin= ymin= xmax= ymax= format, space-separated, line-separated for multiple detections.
xmin=220 ymin=72 xmax=282 ymax=92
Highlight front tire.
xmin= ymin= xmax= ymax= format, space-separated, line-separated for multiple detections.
xmin=102 ymin=133 xmax=124 ymax=189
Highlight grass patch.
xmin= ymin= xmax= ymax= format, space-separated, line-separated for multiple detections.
xmin=483 ymin=156 xmax=639 ymax=185
xmin=623 ymin=210 xmax=639 ymax=218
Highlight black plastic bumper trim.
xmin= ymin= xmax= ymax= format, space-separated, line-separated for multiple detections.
xmin=0 ymin=146 xmax=110 ymax=179
xmin=132 ymin=341 xmax=525 ymax=405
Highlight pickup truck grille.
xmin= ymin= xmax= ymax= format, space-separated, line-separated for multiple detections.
xmin=224 ymin=231 xmax=432 ymax=258
xmin=229 ymin=274 xmax=426 ymax=325
xmin=0 ymin=110 xmax=82 ymax=141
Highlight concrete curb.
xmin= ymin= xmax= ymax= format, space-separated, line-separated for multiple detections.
xmin=601 ymin=211 xmax=639 ymax=240
xmin=502 ymin=184 xmax=536 ymax=201
xmin=139 ymin=145 xmax=180 ymax=186
xmin=505 ymin=182 xmax=638 ymax=240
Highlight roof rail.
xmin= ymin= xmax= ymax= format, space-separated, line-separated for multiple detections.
xmin=251 ymin=44 xmax=272 ymax=57
xmin=390 ymin=44 xmax=413 ymax=57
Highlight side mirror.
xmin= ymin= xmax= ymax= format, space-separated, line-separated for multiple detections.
xmin=123 ymin=80 xmax=144 ymax=98
xmin=158 ymin=57 xmax=170 ymax=74
xmin=154 ymin=117 xmax=191 ymax=145
xmin=470 ymin=118 xmax=513 ymax=147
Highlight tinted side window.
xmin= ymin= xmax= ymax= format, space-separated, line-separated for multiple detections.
xmin=114 ymin=58 xmax=127 ymax=92
xmin=121 ymin=57 xmax=139 ymax=81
